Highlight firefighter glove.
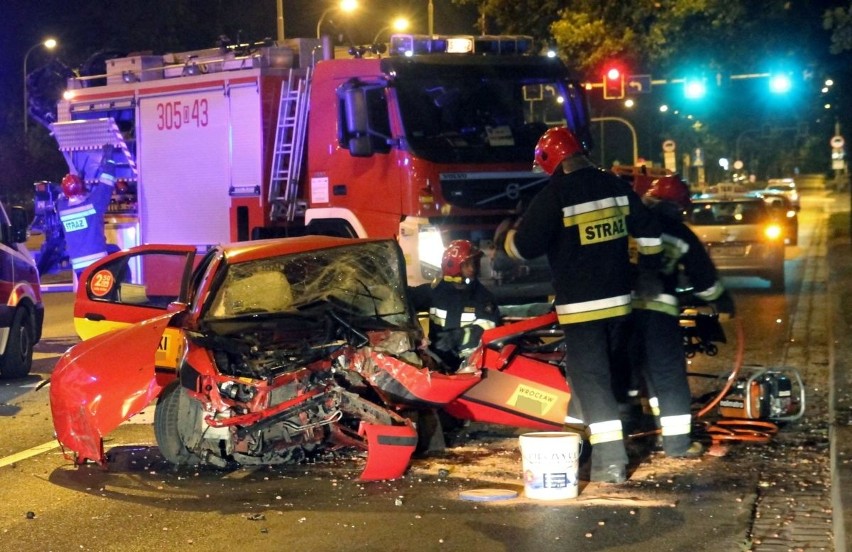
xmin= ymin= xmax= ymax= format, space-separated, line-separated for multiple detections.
xmin=634 ymin=269 xmax=663 ymax=300
xmin=713 ymin=290 xmax=736 ymax=320
xmin=458 ymin=325 xmax=484 ymax=350
xmin=493 ymin=217 xmax=518 ymax=253
xmin=434 ymin=328 xmax=463 ymax=353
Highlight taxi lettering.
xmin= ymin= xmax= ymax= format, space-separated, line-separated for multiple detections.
xmin=158 ymin=335 xmax=169 ymax=351
xmin=580 ymin=216 xmax=627 ymax=245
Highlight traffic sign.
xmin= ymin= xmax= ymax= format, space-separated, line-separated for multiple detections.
xmin=662 ymin=139 xmax=676 ymax=152
xmin=831 ymin=135 xmax=845 ymax=149
xmin=627 ymin=75 xmax=652 ymax=94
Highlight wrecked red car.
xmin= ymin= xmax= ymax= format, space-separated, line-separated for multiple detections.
xmin=50 ymin=237 xmax=571 ymax=480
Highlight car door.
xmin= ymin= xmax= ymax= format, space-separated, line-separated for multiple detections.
xmin=74 ymin=244 xmax=198 ymax=337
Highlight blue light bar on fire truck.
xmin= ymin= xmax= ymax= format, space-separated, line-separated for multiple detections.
xmin=389 ymin=34 xmax=535 ymax=57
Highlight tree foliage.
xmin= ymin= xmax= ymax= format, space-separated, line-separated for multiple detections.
xmin=456 ymin=0 xmax=824 ymax=76
xmin=455 ymin=0 xmax=849 ymax=179
xmin=824 ymin=3 xmax=852 ymax=53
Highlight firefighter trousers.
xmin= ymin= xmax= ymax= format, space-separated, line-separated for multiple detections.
xmin=561 ymin=317 xmax=630 ymax=472
xmin=629 ymin=308 xmax=693 ymax=456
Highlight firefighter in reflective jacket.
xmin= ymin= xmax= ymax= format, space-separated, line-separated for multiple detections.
xmin=409 ymin=240 xmax=501 ymax=372
xmin=57 ymin=146 xmax=116 ymax=278
xmin=625 ymin=176 xmax=735 ymax=457
xmin=501 ymin=127 xmax=663 ymax=484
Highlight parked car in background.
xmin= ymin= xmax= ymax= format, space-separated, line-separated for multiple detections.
xmin=0 ymin=199 xmax=44 ymax=378
xmin=748 ymin=191 xmax=799 ymax=246
xmin=686 ymin=195 xmax=786 ymax=291
xmin=764 ymin=178 xmax=800 ymax=210
xmin=701 ymin=183 xmax=750 ymax=195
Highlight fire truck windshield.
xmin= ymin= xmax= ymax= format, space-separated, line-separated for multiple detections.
xmin=386 ymin=57 xmax=588 ymax=165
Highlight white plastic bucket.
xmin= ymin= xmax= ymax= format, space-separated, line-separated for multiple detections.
xmin=519 ymin=431 xmax=582 ymax=500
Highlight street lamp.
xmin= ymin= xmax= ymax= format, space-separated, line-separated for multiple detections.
xmin=373 ymin=17 xmax=410 ymax=44
xmin=317 ymin=0 xmax=358 ymax=39
xmin=23 ymin=38 xmax=57 ymax=136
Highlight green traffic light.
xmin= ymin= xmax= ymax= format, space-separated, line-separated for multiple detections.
xmin=684 ymin=79 xmax=706 ymax=99
xmin=769 ymin=73 xmax=792 ymax=94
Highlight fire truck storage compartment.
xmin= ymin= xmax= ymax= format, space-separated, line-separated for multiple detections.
xmin=138 ymin=78 xmax=263 ymax=246
xmin=107 ymin=56 xmax=164 ymax=85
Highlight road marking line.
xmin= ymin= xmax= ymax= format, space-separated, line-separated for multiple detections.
xmin=0 ymin=440 xmax=61 ymax=468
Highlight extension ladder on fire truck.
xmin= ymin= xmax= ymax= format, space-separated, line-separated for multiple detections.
xmin=268 ymin=67 xmax=311 ymax=222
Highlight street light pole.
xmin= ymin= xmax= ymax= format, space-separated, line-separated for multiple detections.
xmin=428 ymin=0 xmax=434 ymax=35
xmin=317 ymin=0 xmax=358 ymax=39
xmin=276 ymin=0 xmax=285 ymax=42
xmin=23 ymin=38 xmax=57 ymax=137
xmin=372 ymin=17 xmax=410 ymax=44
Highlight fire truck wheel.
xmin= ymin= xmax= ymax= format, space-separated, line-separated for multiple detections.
xmin=0 ymin=307 xmax=35 ymax=379
xmin=154 ymin=381 xmax=202 ymax=467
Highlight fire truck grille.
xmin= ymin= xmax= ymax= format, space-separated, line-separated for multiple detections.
xmin=439 ymin=173 xmax=549 ymax=210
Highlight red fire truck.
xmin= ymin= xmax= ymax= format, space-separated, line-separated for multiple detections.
xmin=46 ymin=34 xmax=592 ymax=301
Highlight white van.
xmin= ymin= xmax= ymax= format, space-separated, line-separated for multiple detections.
xmin=0 ymin=200 xmax=43 ymax=378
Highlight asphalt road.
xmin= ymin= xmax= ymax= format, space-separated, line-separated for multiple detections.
xmin=0 ymin=190 xmax=844 ymax=551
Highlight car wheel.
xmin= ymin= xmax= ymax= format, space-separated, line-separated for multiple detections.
xmin=154 ymin=381 xmax=202 ymax=466
xmin=0 ymin=307 xmax=35 ymax=379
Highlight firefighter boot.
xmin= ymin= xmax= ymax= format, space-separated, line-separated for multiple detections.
xmin=589 ymin=442 xmax=628 ymax=484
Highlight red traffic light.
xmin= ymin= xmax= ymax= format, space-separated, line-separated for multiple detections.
xmin=603 ymin=66 xmax=625 ymax=99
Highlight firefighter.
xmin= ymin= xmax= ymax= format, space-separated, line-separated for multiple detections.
xmin=500 ymin=127 xmax=664 ymax=484
xmin=409 ymin=239 xmax=501 ymax=372
xmin=624 ymin=175 xmax=735 ymax=457
xmin=57 ymin=145 xmax=116 ymax=280
xmin=407 ymin=240 xmax=501 ymax=455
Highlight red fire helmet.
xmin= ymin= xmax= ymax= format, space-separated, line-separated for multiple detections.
xmin=441 ymin=240 xmax=483 ymax=277
xmin=61 ymin=174 xmax=85 ymax=199
xmin=645 ymin=175 xmax=692 ymax=210
xmin=534 ymin=127 xmax=585 ymax=175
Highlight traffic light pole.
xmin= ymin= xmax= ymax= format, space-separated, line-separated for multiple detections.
xmin=591 ymin=116 xmax=639 ymax=166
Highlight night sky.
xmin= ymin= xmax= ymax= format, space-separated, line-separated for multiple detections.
xmin=0 ymin=1 xmax=479 ymax=134
xmin=0 ymin=0 xmax=848 ymax=192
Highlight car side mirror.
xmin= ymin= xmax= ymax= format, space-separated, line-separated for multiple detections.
xmin=341 ymin=87 xmax=374 ymax=157
xmin=9 ymin=206 xmax=30 ymax=243
xmin=167 ymin=301 xmax=188 ymax=314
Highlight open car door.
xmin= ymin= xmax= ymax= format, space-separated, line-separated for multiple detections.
xmin=74 ymin=244 xmax=198 ymax=341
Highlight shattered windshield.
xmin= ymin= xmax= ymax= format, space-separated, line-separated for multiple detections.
xmin=205 ymin=241 xmax=412 ymax=327
xmin=392 ymin=60 xmax=587 ymax=164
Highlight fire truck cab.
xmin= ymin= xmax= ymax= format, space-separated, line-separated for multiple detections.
xmin=45 ymin=34 xmax=592 ymax=302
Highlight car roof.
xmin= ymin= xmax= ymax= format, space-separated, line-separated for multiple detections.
xmin=766 ymin=178 xmax=796 ymax=187
xmin=746 ymin=190 xmax=792 ymax=202
xmin=691 ymin=193 xmax=764 ymax=203
xmin=220 ymin=236 xmax=390 ymax=264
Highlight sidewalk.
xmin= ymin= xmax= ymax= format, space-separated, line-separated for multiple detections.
xmin=828 ymin=190 xmax=852 ymax=551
